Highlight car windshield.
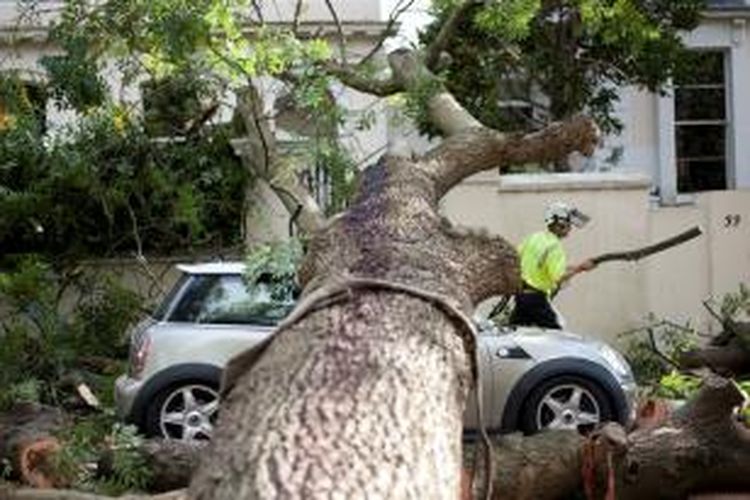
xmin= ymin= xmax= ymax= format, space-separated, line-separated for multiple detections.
xmin=168 ymin=274 xmax=295 ymax=326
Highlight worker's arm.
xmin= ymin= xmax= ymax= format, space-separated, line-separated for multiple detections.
xmin=559 ymin=259 xmax=596 ymax=286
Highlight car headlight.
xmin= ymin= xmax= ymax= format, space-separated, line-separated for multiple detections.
xmin=598 ymin=344 xmax=633 ymax=380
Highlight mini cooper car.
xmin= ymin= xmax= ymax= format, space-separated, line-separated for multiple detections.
xmin=115 ymin=262 xmax=636 ymax=442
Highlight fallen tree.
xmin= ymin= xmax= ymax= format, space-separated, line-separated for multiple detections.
xmin=8 ymin=0 xmax=743 ymax=498
xmin=4 ymin=377 xmax=748 ymax=500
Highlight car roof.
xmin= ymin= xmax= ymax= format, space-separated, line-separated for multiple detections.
xmin=176 ymin=262 xmax=246 ymax=275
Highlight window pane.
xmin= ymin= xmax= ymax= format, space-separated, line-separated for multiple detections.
xmin=675 ymin=87 xmax=725 ymax=121
xmin=677 ymin=159 xmax=726 ymax=193
xmin=676 ymin=51 xmax=724 ymax=86
xmin=676 ymin=125 xmax=726 ymax=159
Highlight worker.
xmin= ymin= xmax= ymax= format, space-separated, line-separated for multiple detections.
xmin=508 ymin=202 xmax=596 ymax=329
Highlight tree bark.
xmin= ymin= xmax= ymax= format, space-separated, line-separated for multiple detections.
xmin=612 ymin=376 xmax=750 ymax=500
xmin=471 ymin=377 xmax=750 ymax=500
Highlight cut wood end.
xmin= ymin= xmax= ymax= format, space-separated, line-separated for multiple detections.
xmin=19 ymin=437 xmax=64 ymax=489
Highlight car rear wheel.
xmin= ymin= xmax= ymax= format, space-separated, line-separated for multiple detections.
xmin=145 ymin=382 xmax=219 ymax=441
xmin=519 ymin=375 xmax=613 ymax=435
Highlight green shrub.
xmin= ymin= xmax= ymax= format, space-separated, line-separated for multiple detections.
xmin=619 ymin=316 xmax=699 ymax=386
xmin=72 ymin=274 xmax=143 ymax=360
xmin=621 ymin=284 xmax=750 ymax=397
xmin=0 ymin=257 xmax=141 ymax=409
xmin=656 ymin=371 xmax=702 ymax=400
xmin=53 ymin=414 xmax=152 ymax=495
xmin=0 ymin=97 xmax=248 ymax=260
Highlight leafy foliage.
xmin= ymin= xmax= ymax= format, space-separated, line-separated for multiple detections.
xmin=717 ymin=283 xmax=750 ymax=321
xmin=0 ymin=96 xmax=247 ymax=260
xmin=620 ymin=316 xmax=699 ymax=386
xmin=244 ymin=239 xmax=303 ymax=302
xmin=622 ymin=284 xmax=750 ymax=396
xmin=0 ymin=257 xmax=141 ymax=409
xmin=43 ymin=0 xmax=358 ymax=216
xmin=655 ymin=370 xmax=701 ymax=400
xmin=421 ymin=0 xmax=705 ymax=137
xmin=54 ymin=415 xmax=152 ymax=495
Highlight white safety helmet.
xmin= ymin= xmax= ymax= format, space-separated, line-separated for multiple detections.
xmin=544 ymin=202 xmax=590 ymax=228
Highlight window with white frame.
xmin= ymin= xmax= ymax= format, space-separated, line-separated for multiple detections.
xmin=674 ymin=50 xmax=729 ymax=193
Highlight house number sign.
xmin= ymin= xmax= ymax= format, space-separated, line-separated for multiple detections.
xmin=723 ymin=214 xmax=742 ymax=228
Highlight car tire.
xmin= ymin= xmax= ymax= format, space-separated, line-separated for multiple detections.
xmin=519 ymin=375 xmax=613 ymax=435
xmin=144 ymin=381 xmax=220 ymax=441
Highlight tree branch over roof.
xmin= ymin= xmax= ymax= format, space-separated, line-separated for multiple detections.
xmin=292 ymin=0 xmax=305 ymax=35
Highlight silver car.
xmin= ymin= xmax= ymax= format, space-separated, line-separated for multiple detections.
xmin=115 ymin=262 xmax=636 ymax=442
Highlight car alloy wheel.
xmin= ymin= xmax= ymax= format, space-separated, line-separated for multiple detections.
xmin=519 ymin=374 xmax=613 ymax=435
xmin=535 ymin=383 xmax=600 ymax=432
xmin=158 ymin=384 xmax=219 ymax=441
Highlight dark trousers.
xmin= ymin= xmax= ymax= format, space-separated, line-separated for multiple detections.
xmin=508 ymin=289 xmax=562 ymax=329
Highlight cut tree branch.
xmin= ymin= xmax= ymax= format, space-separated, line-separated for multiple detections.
xmin=423 ymin=114 xmax=599 ymax=198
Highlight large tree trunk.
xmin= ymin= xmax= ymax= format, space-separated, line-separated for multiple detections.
xmin=187 ymin=50 xmax=598 ymax=496
xmin=189 ymin=156 xmax=519 ymax=499
xmin=191 ymin=293 xmax=472 ymax=498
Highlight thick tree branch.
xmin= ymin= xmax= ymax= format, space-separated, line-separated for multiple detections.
xmin=423 ymin=0 xmax=479 ymax=70
xmin=231 ymin=138 xmax=325 ymax=238
xmin=423 ymin=115 xmax=599 ymax=198
xmin=323 ymin=61 xmax=402 ymax=96
xmin=233 ymin=85 xmax=325 ymax=237
xmin=388 ymin=49 xmax=483 ymax=135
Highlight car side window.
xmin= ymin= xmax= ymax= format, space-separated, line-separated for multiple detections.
xmin=169 ymin=274 xmax=294 ymax=325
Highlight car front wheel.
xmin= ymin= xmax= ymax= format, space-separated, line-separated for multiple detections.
xmin=145 ymin=382 xmax=220 ymax=441
xmin=519 ymin=375 xmax=613 ymax=435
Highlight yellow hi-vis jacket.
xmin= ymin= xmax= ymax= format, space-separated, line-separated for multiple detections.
xmin=518 ymin=230 xmax=567 ymax=296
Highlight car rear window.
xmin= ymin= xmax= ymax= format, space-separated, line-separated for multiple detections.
xmin=168 ymin=274 xmax=294 ymax=326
